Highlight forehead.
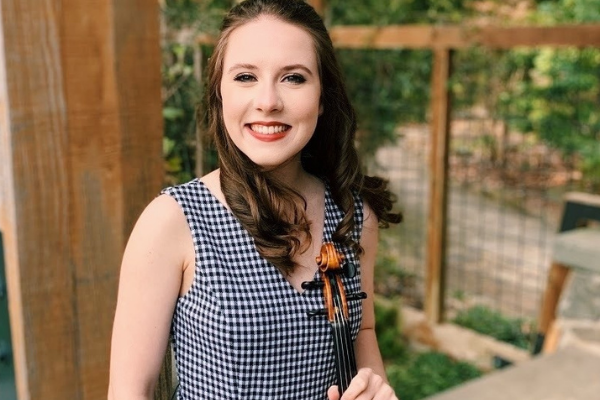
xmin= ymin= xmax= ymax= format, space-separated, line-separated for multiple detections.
xmin=222 ymin=16 xmax=317 ymax=69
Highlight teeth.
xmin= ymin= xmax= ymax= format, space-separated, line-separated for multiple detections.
xmin=250 ymin=124 xmax=288 ymax=134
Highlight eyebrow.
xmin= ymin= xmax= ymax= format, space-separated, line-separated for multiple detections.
xmin=227 ymin=63 xmax=315 ymax=76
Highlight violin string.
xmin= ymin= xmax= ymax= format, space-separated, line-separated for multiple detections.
xmin=334 ymin=294 xmax=353 ymax=392
xmin=333 ymin=312 xmax=347 ymax=391
xmin=333 ymin=317 xmax=348 ymax=392
xmin=340 ymin=279 xmax=356 ymax=384
xmin=338 ymin=310 xmax=349 ymax=389
xmin=319 ymin=248 xmax=361 ymax=396
xmin=332 ymin=288 xmax=344 ymax=390
xmin=341 ymin=314 xmax=353 ymax=388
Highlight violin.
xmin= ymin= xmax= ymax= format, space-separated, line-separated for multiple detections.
xmin=302 ymin=243 xmax=367 ymax=397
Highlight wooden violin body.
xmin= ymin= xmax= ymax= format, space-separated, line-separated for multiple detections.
xmin=303 ymin=243 xmax=366 ymax=396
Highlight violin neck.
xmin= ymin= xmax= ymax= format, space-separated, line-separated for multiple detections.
xmin=331 ymin=321 xmax=357 ymax=395
xmin=308 ymin=243 xmax=365 ymax=398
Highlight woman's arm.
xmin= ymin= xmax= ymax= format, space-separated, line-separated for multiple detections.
xmin=354 ymin=203 xmax=387 ymax=379
xmin=108 ymin=194 xmax=193 ymax=400
xmin=328 ymin=202 xmax=398 ymax=400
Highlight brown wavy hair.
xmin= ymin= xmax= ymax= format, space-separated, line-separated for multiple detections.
xmin=206 ymin=0 xmax=402 ymax=274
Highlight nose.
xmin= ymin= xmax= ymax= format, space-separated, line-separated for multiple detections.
xmin=255 ymin=82 xmax=283 ymax=113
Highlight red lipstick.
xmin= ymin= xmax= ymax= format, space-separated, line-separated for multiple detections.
xmin=246 ymin=122 xmax=291 ymax=142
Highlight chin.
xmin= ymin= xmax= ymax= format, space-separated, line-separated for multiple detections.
xmin=250 ymin=156 xmax=299 ymax=173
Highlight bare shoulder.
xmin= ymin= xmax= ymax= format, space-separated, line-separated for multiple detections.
xmin=135 ymin=193 xmax=188 ymax=235
xmin=124 ymin=193 xmax=192 ymax=270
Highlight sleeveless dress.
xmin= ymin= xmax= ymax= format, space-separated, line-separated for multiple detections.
xmin=162 ymin=179 xmax=364 ymax=400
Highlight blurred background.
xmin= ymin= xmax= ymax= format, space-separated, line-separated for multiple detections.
xmin=1 ymin=0 xmax=599 ymax=399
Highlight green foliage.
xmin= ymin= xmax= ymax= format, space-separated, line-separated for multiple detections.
xmin=161 ymin=0 xmax=232 ymax=184
xmin=452 ymin=305 xmax=533 ymax=350
xmin=162 ymin=42 xmax=203 ymax=184
xmin=386 ymin=352 xmax=482 ymax=400
xmin=445 ymin=0 xmax=600 ymax=190
xmin=374 ymin=230 xmax=418 ymax=297
xmin=328 ymin=0 xmax=474 ymax=25
xmin=162 ymin=0 xmax=233 ymax=31
xmin=499 ymin=0 xmax=600 ymax=189
xmin=337 ymin=49 xmax=432 ymax=157
xmin=374 ymin=300 xmax=482 ymax=400
xmin=506 ymin=48 xmax=600 ymax=154
xmin=375 ymin=300 xmax=410 ymax=362
xmin=580 ymin=141 xmax=600 ymax=190
xmin=535 ymin=0 xmax=600 ymax=23
xmin=330 ymin=0 xmax=474 ymax=158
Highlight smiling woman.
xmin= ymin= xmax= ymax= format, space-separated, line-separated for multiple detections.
xmin=108 ymin=1 xmax=402 ymax=400
xmin=220 ymin=16 xmax=322 ymax=169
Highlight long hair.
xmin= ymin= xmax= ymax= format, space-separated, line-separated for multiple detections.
xmin=206 ymin=0 xmax=401 ymax=273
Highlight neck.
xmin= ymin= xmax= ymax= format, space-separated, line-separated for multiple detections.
xmin=265 ymin=154 xmax=311 ymax=190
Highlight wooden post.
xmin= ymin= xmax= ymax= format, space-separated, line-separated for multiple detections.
xmin=0 ymin=1 xmax=163 ymax=399
xmin=425 ymin=48 xmax=453 ymax=324
xmin=536 ymin=262 xmax=571 ymax=352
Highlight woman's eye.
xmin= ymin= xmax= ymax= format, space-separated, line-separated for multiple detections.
xmin=234 ymin=73 xmax=256 ymax=83
xmin=283 ymin=74 xmax=306 ymax=84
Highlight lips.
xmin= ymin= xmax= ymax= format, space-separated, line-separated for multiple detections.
xmin=249 ymin=123 xmax=290 ymax=134
xmin=247 ymin=123 xmax=291 ymax=142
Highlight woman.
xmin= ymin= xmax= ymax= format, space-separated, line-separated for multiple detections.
xmin=108 ymin=1 xmax=402 ymax=399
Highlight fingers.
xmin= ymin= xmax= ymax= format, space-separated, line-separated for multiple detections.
xmin=327 ymin=385 xmax=340 ymax=400
xmin=337 ymin=368 xmax=398 ymax=400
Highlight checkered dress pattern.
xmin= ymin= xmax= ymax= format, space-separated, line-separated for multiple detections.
xmin=162 ymin=179 xmax=364 ymax=400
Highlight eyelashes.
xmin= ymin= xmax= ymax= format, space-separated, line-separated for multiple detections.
xmin=233 ymin=73 xmax=307 ymax=85
xmin=283 ymin=74 xmax=306 ymax=84
xmin=233 ymin=73 xmax=256 ymax=83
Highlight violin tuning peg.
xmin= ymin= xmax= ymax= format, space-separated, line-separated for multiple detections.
xmin=347 ymin=292 xmax=367 ymax=301
xmin=301 ymin=280 xmax=324 ymax=290
xmin=344 ymin=262 xmax=357 ymax=278
xmin=307 ymin=309 xmax=326 ymax=318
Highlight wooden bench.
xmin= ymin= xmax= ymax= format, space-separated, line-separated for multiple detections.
xmin=535 ymin=192 xmax=600 ymax=354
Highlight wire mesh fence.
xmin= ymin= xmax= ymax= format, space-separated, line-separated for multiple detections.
xmin=370 ymin=46 xmax=598 ymax=323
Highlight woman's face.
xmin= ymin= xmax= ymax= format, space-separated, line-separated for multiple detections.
xmin=220 ymin=16 xmax=322 ymax=171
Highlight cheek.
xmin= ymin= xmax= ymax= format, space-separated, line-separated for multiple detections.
xmin=302 ymin=98 xmax=322 ymax=126
xmin=220 ymin=89 xmax=243 ymax=127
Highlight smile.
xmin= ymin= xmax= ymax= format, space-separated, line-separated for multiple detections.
xmin=249 ymin=123 xmax=290 ymax=135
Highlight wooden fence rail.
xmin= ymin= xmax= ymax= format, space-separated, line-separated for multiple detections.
xmin=329 ymin=24 xmax=600 ymax=49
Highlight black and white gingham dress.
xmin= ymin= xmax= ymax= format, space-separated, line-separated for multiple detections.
xmin=162 ymin=179 xmax=364 ymax=400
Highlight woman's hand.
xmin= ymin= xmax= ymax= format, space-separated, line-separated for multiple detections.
xmin=327 ymin=368 xmax=398 ymax=400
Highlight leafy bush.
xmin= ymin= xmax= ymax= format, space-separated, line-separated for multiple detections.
xmin=387 ymin=352 xmax=482 ymax=400
xmin=374 ymin=301 xmax=482 ymax=400
xmin=337 ymin=49 xmax=432 ymax=158
xmin=452 ymin=305 xmax=532 ymax=350
xmin=374 ymin=300 xmax=410 ymax=363
xmin=500 ymin=0 xmax=600 ymax=190
xmin=161 ymin=1 xmax=232 ymax=184
xmin=330 ymin=0 xmax=473 ymax=159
